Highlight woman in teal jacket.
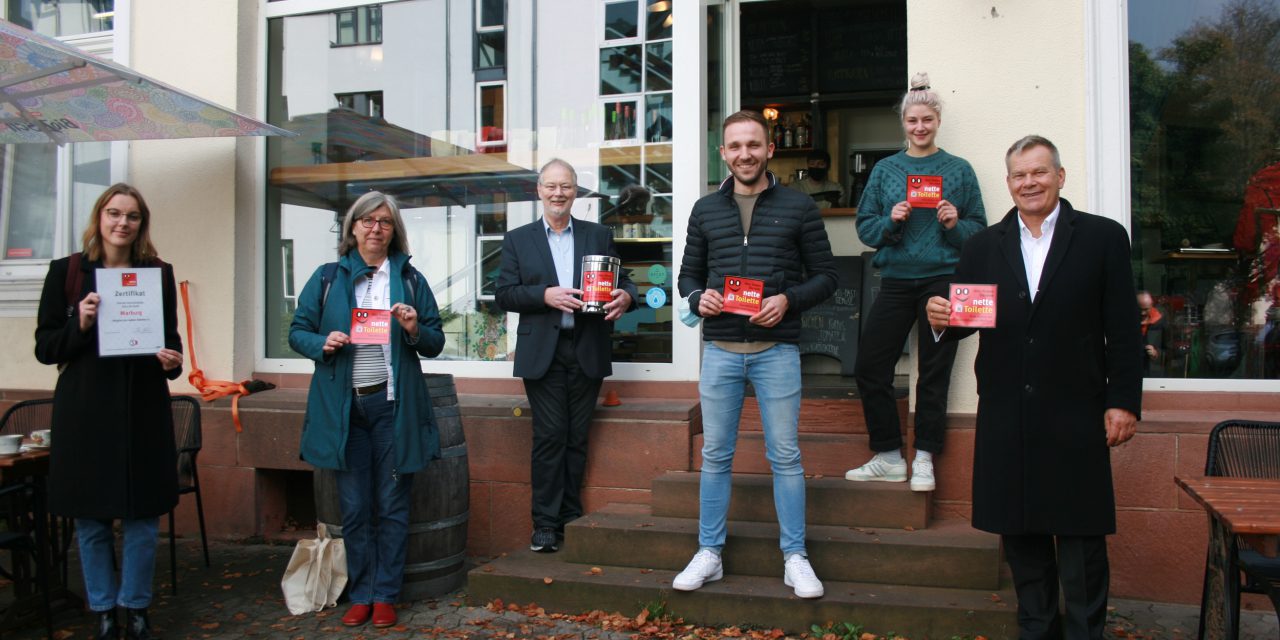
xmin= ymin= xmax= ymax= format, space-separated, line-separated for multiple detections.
xmin=288 ymin=191 xmax=444 ymax=628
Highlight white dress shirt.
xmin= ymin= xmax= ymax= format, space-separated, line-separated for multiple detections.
xmin=1017 ymin=202 xmax=1061 ymax=302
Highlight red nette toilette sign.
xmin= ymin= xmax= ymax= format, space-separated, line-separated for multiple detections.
xmin=350 ymin=308 xmax=392 ymax=344
xmin=948 ymin=284 xmax=997 ymax=328
xmin=907 ymin=175 xmax=943 ymax=209
xmin=722 ymin=276 xmax=764 ymax=316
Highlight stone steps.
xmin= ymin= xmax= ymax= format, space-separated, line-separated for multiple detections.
xmin=467 ymin=548 xmax=1018 ymax=639
xmin=651 ymin=471 xmax=930 ymax=529
xmin=563 ymin=504 xmax=1001 ymax=590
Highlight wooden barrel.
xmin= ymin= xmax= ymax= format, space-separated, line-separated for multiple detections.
xmin=314 ymin=373 xmax=469 ymax=599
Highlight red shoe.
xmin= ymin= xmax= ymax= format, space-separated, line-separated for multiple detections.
xmin=372 ymin=602 xmax=397 ymax=628
xmin=341 ymin=604 xmax=371 ymax=626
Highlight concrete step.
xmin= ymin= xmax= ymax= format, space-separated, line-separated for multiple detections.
xmin=652 ymin=472 xmax=929 ymax=530
xmin=466 ymin=549 xmax=1017 ymax=639
xmin=691 ymin=431 xmax=881 ymax=478
xmin=562 ymin=505 xmax=1001 ymax=590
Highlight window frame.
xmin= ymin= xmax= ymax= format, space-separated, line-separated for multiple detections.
xmin=473 ymin=0 xmax=506 ymax=78
xmin=475 ymin=81 xmax=507 ymax=149
xmin=331 ymin=4 xmax=382 ymax=47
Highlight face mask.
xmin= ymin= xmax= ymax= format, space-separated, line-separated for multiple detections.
xmin=807 ymin=167 xmax=828 ymax=181
xmin=678 ymin=294 xmax=701 ymax=328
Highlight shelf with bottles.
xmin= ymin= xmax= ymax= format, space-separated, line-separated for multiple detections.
xmin=763 ymin=110 xmax=814 ymax=152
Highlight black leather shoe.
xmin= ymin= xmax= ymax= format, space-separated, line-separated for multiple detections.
xmin=95 ymin=608 xmax=118 ymax=640
xmin=124 ymin=608 xmax=156 ymax=640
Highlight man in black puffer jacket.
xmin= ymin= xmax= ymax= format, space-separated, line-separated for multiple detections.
xmin=673 ymin=110 xmax=837 ymax=599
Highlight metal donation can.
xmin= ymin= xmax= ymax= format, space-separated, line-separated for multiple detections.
xmin=580 ymin=255 xmax=621 ymax=314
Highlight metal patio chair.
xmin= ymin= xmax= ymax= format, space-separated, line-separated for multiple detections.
xmin=168 ymin=395 xmax=209 ymax=595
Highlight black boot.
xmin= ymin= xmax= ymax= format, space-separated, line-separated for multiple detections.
xmin=95 ymin=608 xmax=118 ymax=640
xmin=124 ymin=608 xmax=156 ymax=640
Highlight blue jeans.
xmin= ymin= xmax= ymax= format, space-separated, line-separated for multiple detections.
xmin=339 ymin=390 xmax=412 ymax=605
xmin=698 ymin=342 xmax=806 ymax=556
xmin=76 ymin=517 xmax=160 ymax=611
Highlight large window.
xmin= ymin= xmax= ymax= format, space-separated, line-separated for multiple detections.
xmin=0 ymin=2 xmax=117 ymax=313
xmin=597 ymin=0 xmax=674 ymax=364
xmin=6 ymin=0 xmax=113 ymax=37
xmin=1128 ymin=0 xmax=1280 ymax=380
xmin=264 ymin=1 xmax=682 ymax=368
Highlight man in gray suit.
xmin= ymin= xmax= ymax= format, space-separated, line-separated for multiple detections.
xmin=495 ymin=159 xmax=636 ymax=553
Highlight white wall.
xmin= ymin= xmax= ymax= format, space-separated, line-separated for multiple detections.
xmin=909 ymin=0 xmax=1088 ymax=413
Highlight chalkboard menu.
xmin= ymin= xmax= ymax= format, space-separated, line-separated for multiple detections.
xmin=800 ymin=256 xmax=863 ymax=376
xmin=740 ymin=11 xmax=812 ymax=99
xmin=740 ymin=3 xmax=905 ymax=100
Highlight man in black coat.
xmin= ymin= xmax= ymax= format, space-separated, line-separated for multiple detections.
xmin=495 ymin=158 xmax=636 ymax=553
xmin=926 ymin=136 xmax=1142 ymax=640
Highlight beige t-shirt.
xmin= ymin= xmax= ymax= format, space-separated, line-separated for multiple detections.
xmin=714 ymin=192 xmax=776 ymax=355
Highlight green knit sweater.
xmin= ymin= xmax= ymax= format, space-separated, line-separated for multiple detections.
xmin=855 ymin=149 xmax=987 ymax=279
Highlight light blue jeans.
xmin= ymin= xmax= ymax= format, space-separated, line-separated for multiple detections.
xmin=76 ymin=517 xmax=160 ymax=611
xmin=698 ymin=342 xmax=806 ymax=556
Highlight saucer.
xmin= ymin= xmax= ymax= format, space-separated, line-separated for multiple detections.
xmin=24 ymin=443 xmax=49 ymax=449
xmin=0 ymin=451 xmax=20 ymax=457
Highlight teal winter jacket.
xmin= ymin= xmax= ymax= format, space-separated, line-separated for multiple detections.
xmin=288 ymin=250 xmax=445 ymax=473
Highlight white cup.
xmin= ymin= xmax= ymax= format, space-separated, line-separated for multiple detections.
xmin=0 ymin=434 xmax=23 ymax=455
xmin=31 ymin=429 xmax=51 ymax=446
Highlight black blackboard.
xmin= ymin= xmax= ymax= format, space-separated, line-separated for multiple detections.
xmin=817 ymin=4 xmax=906 ymax=94
xmin=800 ymin=256 xmax=863 ymax=375
xmin=740 ymin=3 xmax=905 ymax=100
xmin=740 ymin=11 xmax=811 ymax=99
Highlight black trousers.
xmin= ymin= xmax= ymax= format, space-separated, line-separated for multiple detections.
xmin=1002 ymin=534 xmax=1110 ymax=640
xmin=854 ymin=275 xmax=958 ymax=454
xmin=523 ymin=332 xmax=603 ymax=531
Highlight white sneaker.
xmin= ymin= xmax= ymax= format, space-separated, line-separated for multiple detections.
xmin=911 ymin=458 xmax=942 ymax=491
xmin=783 ymin=555 xmax=824 ymax=598
xmin=672 ymin=549 xmax=723 ymax=591
xmin=844 ymin=453 xmax=907 ymax=482
xmin=910 ymin=457 xmax=936 ymax=492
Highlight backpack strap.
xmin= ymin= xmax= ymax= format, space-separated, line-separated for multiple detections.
xmin=64 ymin=252 xmax=84 ymax=318
xmin=402 ymin=266 xmax=419 ymax=310
xmin=319 ymin=261 xmax=340 ymax=312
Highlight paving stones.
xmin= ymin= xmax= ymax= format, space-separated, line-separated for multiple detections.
xmin=0 ymin=539 xmax=1273 ymax=639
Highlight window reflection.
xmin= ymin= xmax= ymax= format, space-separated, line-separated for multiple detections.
xmin=265 ymin=1 xmax=678 ymax=364
xmin=1129 ymin=0 xmax=1280 ymax=379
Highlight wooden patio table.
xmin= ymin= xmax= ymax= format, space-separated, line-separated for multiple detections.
xmin=1176 ymin=475 xmax=1280 ymax=640
xmin=0 ymin=442 xmax=82 ymax=631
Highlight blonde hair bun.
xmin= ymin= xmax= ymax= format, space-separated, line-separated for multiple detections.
xmin=909 ymin=72 xmax=931 ymax=91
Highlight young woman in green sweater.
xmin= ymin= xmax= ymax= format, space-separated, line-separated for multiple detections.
xmin=845 ymin=72 xmax=987 ymax=492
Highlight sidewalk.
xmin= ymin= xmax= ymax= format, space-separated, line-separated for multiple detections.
xmin=4 ymin=538 xmax=1276 ymax=639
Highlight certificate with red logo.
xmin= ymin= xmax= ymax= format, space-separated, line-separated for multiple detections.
xmin=949 ymin=284 xmax=997 ymax=328
xmin=906 ymin=175 xmax=943 ymax=208
xmin=350 ymin=308 xmax=392 ymax=345
xmin=722 ymin=276 xmax=764 ymax=316
xmin=96 ymin=267 xmax=164 ymax=357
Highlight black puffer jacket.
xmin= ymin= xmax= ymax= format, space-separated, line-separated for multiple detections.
xmin=678 ymin=173 xmax=837 ymax=343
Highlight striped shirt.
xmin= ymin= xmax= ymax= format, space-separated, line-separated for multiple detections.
xmin=351 ymin=260 xmax=391 ymax=394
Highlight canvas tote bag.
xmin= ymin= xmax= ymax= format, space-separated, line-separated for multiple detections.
xmin=281 ymin=523 xmax=348 ymax=615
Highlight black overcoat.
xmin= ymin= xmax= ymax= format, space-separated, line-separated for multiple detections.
xmin=944 ymin=200 xmax=1142 ymax=536
xmin=34 ymin=254 xmax=181 ymax=520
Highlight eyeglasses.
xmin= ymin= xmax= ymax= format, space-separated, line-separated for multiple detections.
xmin=358 ymin=217 xmax=395 ymax=230
xmin=104 ymin=210 xmax=143 ymax=225
xmin=540 ymin=183 xmax=576 ymax=194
